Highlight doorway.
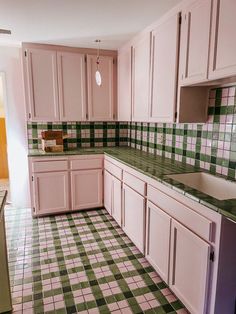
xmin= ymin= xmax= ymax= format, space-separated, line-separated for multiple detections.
xmin=0 ymin=73 xmax=10 ymax=201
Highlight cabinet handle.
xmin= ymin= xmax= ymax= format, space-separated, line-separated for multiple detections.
xmin=171 ymin=227 xmax=177 ymax=285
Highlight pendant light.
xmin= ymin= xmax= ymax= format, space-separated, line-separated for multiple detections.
xmin=95 ymin=39 xmax=102 ymax=86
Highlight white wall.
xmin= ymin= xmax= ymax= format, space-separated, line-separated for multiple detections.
xmin=0 ymin=46 xmax=30 ymax=208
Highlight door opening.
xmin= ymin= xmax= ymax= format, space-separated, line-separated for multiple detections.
xmin=0 ymin=72 xmax=11 ymax=202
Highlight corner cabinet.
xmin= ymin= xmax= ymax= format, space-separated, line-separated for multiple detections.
xmin=24 ymin=48 xmax=59 ymax=121
xmin=87 ymin=55 xmax=116 ymax=121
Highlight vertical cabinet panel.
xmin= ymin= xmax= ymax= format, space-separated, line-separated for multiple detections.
xmin=87 ymin=55 xmax=115 ymax=121
xmin=118 ymin=46 xmax=132 ymax=121
xmin=112 ymin=176 xmax=122 ymax=226
xmin=57 ymin=52 xmax=87 ymax=121
xmin=25 ymin=49 xmax=59 ymax=121
xmin=33 ymin=171 xmax=69 ymax=215
xmin=146 ymin=202 xmax=171 ymax=283
xmin=104 ymin=170 xmax=113 ymax=215
xmin=180 ymin=0 xmax=212 ymax=85
xmin=150 ymin=13 xmax=180 ymax=122
xmin=132 ymin=33 xmax=151 ymax=122
xmin=123 ymin=184 xmax=145 ymax=253
xmin=170 ymin=219 xmax=211 ymax=314
xmin=71 ymin=169 xmax=103 ymax=210
xmin=209 ymin=0 xmax=236 ymax=79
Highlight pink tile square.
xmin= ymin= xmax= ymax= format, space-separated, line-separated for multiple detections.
xmin=108 ymin=302 xmax=119 ymax=311
xmin=140 ymin=302 xmax=151 ymax=311
xmin=55 ymin=301 xmax=65 ymax=309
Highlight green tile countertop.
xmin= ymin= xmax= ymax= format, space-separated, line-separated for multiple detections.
xmin=28 ymin=147 xmax=236 ymax=222
xmin=0 ymin=190 xmax=7 ymax=216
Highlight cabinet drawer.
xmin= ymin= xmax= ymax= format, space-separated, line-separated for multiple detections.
xmin=148 ymin=185 xmax=213 ymax=242
xmin=104 ymin=160 xmax=122 ymax=180
xmin=70 ymin=158 xmax=103 ymax=170
xmin=32 ymin=160 xmax=68 ymax=173
xmin=123 ymin=171 xmax=146 ymax=196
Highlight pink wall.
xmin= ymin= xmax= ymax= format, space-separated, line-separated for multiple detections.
xmin=0 ymin=46 xmax=30 ymax=208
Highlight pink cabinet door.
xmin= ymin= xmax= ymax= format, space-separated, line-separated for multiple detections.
xmin=112 ymin=176 xmax=122 ymax=226
xmin=118 ymin=46 xmax=132 ymax=121
xmin=132 ymin=33 xmax=151 ymax=122
xmin=146 ymin=202 xmax=171 ymax=283
xmin=170 ymin=219 xmax=211 ymax=314
xmin=33 ymin=171 xmax=69 ymax=215
xmin=209 ymin=0 xmax=236 ymax=79
xmin=25 ymin=48 xmax=59 ymax=121
xmin=87 ymin=55 xmax=115 ymax=121
xmin=71 ymin=169 xmax=103 ymax=210
xmin=123 ymin=184 xmax=145 ymax=253
xmin=104 ymin=170 xmax=113 ymax=215
xmin=179 ymin=0 xmax=212 ymax=85
xmin=150 ymin=13 xmax=180 ymax=122
xmin=57 ymin=52 xmax=87 ymax=121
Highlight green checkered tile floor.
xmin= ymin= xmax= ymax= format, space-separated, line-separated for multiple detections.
xmin=5 ymin=207 xmax=188 ymax=314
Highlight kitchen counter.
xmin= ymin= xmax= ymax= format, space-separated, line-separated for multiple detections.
xmin=29 ymin=147 xmax=236 ymax=221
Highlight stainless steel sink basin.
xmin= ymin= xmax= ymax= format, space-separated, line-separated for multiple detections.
xmin=166 ymin=172 xmax=236 ymax=200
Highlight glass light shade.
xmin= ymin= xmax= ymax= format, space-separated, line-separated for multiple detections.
xmin=95 ymin=70 xmax=102 ymax=86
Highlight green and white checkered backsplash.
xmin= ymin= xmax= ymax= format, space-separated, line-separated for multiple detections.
xmin=128 ymin=86 xmax=236 ymax=179
xmin=27 ymin=122 xmax=129 ymax=149
xmin=27 ymin=85 xmax=236 ymax=179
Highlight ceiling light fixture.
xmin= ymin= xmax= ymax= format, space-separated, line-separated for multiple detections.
xmin=95 ymin=39 xmax=102 ymax=86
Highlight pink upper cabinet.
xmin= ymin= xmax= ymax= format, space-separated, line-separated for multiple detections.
xmin=149 ymin=12 xmax=180 ymax=123
xmin=132 ymin=33 xmax=151 ymax=122
xmin=57 ymin=52 xmax=87 ymax=121
xmin=179 ymin=0 xmax=212 ymax=85
xmin=209 ymin=0 xmax=236 ymax=79
xmin=25 ymin=48 xmax=59 ymax=121
xmin=118 ymin=45 xmax=132 ymax=121
xmin=87 ymin=55 xmax=115 ymax=121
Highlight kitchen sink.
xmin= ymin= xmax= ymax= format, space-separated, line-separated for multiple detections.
xmin=166 ymin=172 xmax=236 ymax=200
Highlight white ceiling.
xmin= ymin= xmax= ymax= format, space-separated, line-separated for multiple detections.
xmin=0 ymin=0 xmax=181 ymax=50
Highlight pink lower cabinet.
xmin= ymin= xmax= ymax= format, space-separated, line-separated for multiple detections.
xmin=123 ymin=184 xmax=145 ymax=253
xmin=71 ymin=169 xmax=103 ymax=210
xmin=146 ymin=202 xmax=171 ymax=283
xmin=169 ymin=219 xmax=211 ymax=314
xmin=104 ymin=170 xmax=122 ymax=226
xmin=33 ymin=171 xmax=69 ymax=215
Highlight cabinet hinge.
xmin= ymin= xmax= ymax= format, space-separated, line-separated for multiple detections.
xmin=210 ymin=251 xmax=215 ymax=262
xmin=24 ymin=50 xmax=27 ymax=57
xmin=175 ymin=112 xmax=178 ymax=119
xmin=113 ymin=59 xmax=116 ymax=65
xmin=28 ymin=113 xmax=31 ymax=119
xmin=179 ymin=15 xmax=182 ymax=25
xmin=86 ymin=113 xmax=88 ymax=119
xmin=32 ymin=176 xmax=34 ymax=182
xmin=84 ymin=55 xmax=87 ymax=63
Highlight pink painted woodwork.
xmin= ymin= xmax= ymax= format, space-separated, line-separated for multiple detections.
xmin=104 ymin=170 xmax=113 ymax=215
xmin=170 ymin=219 xmax=211 ymax=314
xmin=71 ymin=169 xmax=103 ymax=210
xmin=146 ymin=202 xmax=171 ymax=283
xmin=180 ymin=0 xmax=212 ymax=85
xmin=33 ymin=171 xmax=69 ymax=215
xmin=123 ymin=184 xmax=145 ymax=253
xmin=118 ymin=45 xmax=132 ymax=121
xmin=149 ymin=13 xmax=180 ymax=122
xmin=123 ymin=171 xmax=146 ymax=196
xmin=112 ymin=176 xmax=122 ymax=226
xmin=57 ymin=51 xmax=87 ymax=121
xmin=104 ymin=160 xmax=122 ymax=180
xmin=209 ymin=0 xmax=236 ymax=79
xmin=87 ymin=55 xmax=115 ymax=121
xmin=25 ymin=48 xmax=59 ymax=121
xmin=132 ymin=33 xmax=151 ymax=122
